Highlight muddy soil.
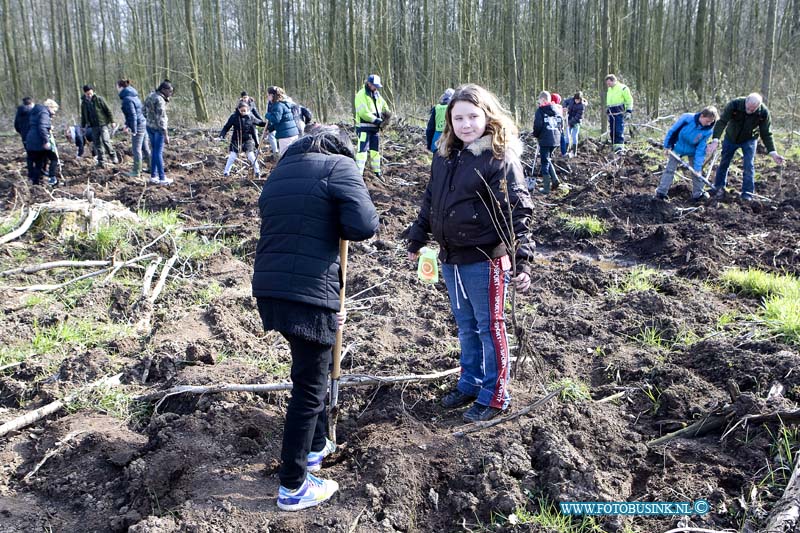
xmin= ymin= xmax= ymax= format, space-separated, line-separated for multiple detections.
xmin=0 ymin=126 xmax=798 ymax=533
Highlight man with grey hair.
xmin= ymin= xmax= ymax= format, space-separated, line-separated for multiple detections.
xmin=706 ymin=93 xmax=785 ymax=201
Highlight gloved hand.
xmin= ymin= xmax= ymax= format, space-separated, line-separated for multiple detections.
xmin=373 ymin=118 xmax=384 ymax=126
xmin=624 ymin=110 xmax=632 ymax=121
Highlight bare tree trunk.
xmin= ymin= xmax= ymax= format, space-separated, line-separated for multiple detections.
xmin=2 ymin=0 xmax=21 ymax=99
xmin=64 ymin=0 xmax=82 ymax=114
xmin=690 ymin=0 xmax=707 ymax=97
xmin=761 ymin=0 xmax=777 ymax=104
xmin=49 ymin=0 xmax=62 ymax=103
xmin=160 ymin=0 xmax=169 ymax=79
xmin=599 ymin=0 xmax=610 ymax=125
xmin=183 ymin=0 xmax=209 ymax=121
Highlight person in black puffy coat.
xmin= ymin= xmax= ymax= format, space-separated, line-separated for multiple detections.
xmin=218 ymin=101 xmax=266 ymax=177
xmin=25 ymin=99 xmax=60 ymax=186
xmin=532 ymin=90 xmax=563 ymax=194
xmin=252 ymin=125 xmax=378 ymax=511
xmin=406 ymin=84 xmax=534 ymax=423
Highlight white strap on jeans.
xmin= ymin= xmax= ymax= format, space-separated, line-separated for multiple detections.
xmin=453 ymin=264 xmax=469 ymax=310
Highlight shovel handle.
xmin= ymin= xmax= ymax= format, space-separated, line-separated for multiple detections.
xmin=331 ymin=240 xmax=349 ymax=381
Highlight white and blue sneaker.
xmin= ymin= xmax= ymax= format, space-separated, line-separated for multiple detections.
xmin=277 ymin=472 xmax=338 ymax=511
xmin=307 ymin=438 xmax=336 ymax=473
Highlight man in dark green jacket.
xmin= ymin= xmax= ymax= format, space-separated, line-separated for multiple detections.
xmin=81 ymin=84 xmax=118 ymax=167
xmin=707 ymin=93 xmax=784 ymax=201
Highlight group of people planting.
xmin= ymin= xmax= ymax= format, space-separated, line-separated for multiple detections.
xmin=14 ymin=80 xmax=174 ymax=186
xmin=11 ymin=73 xmax=787 ymax=513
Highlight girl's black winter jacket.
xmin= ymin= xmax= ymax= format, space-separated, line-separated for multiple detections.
xmin=406 ymin=135 xmax=535 ymax=274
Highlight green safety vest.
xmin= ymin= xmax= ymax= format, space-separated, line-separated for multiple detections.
xmin=434 ymin=104 xmax=448 ymax=132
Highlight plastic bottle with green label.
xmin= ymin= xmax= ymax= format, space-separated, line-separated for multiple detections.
xmin=417 ymin=247 xmax=439 ymax=284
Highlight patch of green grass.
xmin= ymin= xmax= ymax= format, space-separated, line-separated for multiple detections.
xmin=89 ymin=222 xmax=134 ymax=259
xmin=762 ymin=290 xmax=800 ymax=345
xmin=560 ymin=214 xmax=607 ymax=237
xmin=22 ymin=293 xmax=57 ymax=309
xmin=720 ymin=268 xmax=800 ymax=345
xmin=178 ymin=233 xmax=224 ymax=261
xmin=759 ymin=424 xmax=799 ymax=489
xmin=500 ymin=495 xmax=607 ymax=532
xmin=720 ymin=267 xmax=800 ymax=298
xmin=716 ymin=310 xmax=739 ymax=330
xmin=549 ymin=378 xmax=592 ymax=402
xmin=193 ymin=281 xmax=223 ymax=306
xmin=632 ymin=325 xmax=669 ymax=350
xmin=640 ymin=383 xmax=663 ymax=414
xmin=0 ymin=210 xmax=24 ymax=237
xmin=0 ymin=317 xmax=133 ymax=368
xmin=611 ymin=266 xmax=660 ymax=294
xmin=138 ymin=208 xmax=181 ymax=232
xmin=66 ymin=380 xmax=139 ymax=421
xmin=673 ymin=327 xmax=700 ymax=347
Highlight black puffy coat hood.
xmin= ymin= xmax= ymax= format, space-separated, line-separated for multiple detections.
xmin=252 ymin=138 xmax=379 ymax=310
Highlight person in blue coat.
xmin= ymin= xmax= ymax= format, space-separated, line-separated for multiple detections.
xmin=266 ymin=86 xmax=300 ymax=156
xmin=25 ymin=99 xmax=60 ymax=186
xmin=655 ymin=106 xmax=719 ymax=201
xmin=117 ymin=79 xmax=151 ymax=177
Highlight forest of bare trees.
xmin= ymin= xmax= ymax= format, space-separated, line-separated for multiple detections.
xmin=2 ymin=0 xmax=800 ymax=126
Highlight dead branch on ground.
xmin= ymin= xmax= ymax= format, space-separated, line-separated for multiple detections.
xmin=452 ymin=387 xmax=562 ymax=437
xmin=0 ymin=374 xmax=122 ymax=438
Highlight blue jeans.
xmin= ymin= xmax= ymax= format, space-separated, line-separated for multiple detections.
xmin=608 ymin=113 xmax=625 ymax=148
xmin=147 ymin=127 xmax=165 ymax=179
xmin=560 ymin=132 xmax=568 ymax=156
xmin=441 ymin=258 xmax=511 ymax=409
xmin=713 ymin=138 xmax=756 ymax=198
xmin=568 ymin=124 xmax=580 ymax=147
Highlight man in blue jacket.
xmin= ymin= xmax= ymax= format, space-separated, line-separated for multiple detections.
xmin=655 ymin=107 xmax=719 ymax=201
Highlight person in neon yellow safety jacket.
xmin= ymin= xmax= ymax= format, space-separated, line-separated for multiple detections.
xmin=604 ymin=74 xmax=633 ymax=152
xmin=354 ymin=74 xmax=390 ymax=176
xmin=425 ymin=88 xmax=455 ymax=152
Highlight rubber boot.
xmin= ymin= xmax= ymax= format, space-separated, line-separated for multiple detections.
xmin=550 ymin=166 xmax=560 ymax=190
xmin=540 ymin=174 xmax=551 ymax=195
xmin=127 ymin=160 xmax=141 ymax=177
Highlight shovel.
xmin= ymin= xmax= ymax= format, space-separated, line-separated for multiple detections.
xmin=328 ymin=239 xmax=349 ymax=443
xmin=667 ymin=150 xmax=713 ymax=188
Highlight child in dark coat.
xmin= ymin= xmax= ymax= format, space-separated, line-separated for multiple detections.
xmin=219 ymin=101 xmax=267 ymax=177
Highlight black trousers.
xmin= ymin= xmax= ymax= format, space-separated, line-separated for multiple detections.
xmin=278 ymin=332 xmax=331 ymax=490
xmin=28 ymin=150 xmax=58 ymax=184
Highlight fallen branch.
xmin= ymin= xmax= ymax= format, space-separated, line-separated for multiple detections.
xmin=4 ymin=253 xmax=157 ymax=292
xmin=0 ymin=208 xmax=40 ymax=245
xmin=137 ymin=366 xmax=462 ymax=405
xmin=181 ymin=224 xmax=242 ymax=232
xmin=720 ymin=409 xmax=800 ymax=441
xmin=0 ymin=374 xmax=122 ymax=438
xmin=763 ymin=458 xmax=800 ymax=533
xmin=647 ymin=412 xmax=731 ymax=447
xmin=1 ymin=259 xmax=111 ymax=277
xmin=141 ymin=257 xmax=163 ymax=297
xmin=149 ymin=254 xmax=178 ymax=303
xmin=452 ymin=388 xmax=562 ymax=438
xmin=23 ymin=430 xmax=86 ymax=481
